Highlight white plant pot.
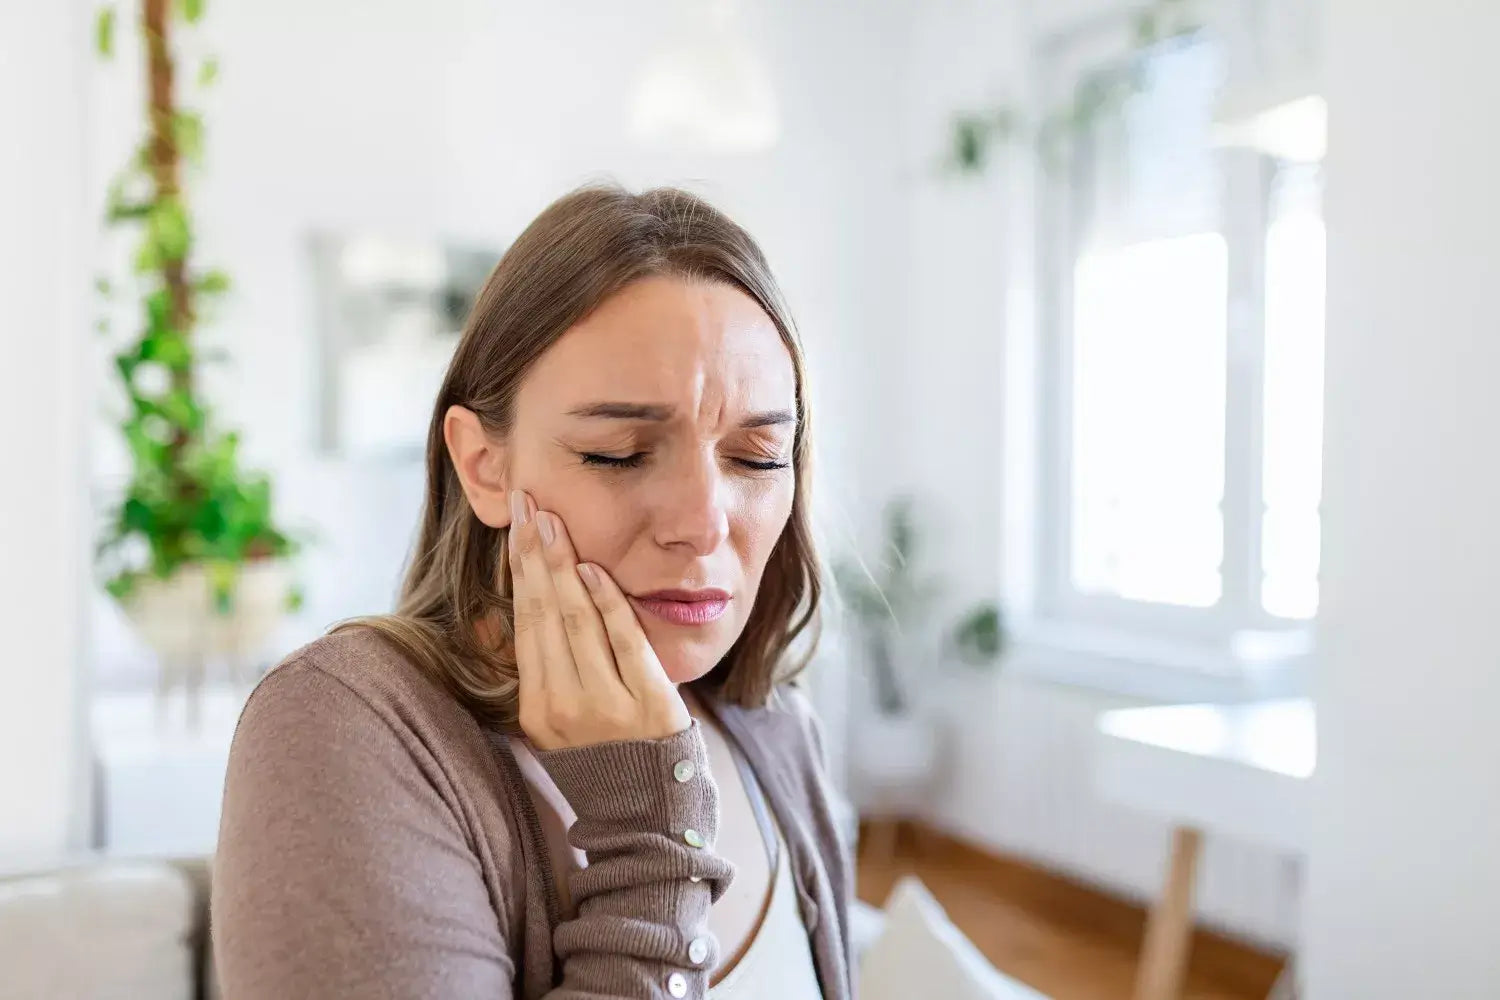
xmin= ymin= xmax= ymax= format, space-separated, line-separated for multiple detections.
xmin=122 ymin=560 xmax=292 ymax=727
xmin=848 ymin=711 xmax=942 ymax=817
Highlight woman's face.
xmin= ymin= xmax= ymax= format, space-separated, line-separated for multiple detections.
xmin=499 ymin=275 xmax=798 ymax=684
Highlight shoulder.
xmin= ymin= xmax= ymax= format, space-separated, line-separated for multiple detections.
xmin=244 ymin=628 xmax=473 ymax=743
xmin=231 ymin=628 xmax=506 ymax=821
xmin=254 ymin=627 xmax=446 ymax=709
xmin=215 ymin=631 xmax=522 ymax=995
xmin=223 ymin=627 xmax=525 ymax=900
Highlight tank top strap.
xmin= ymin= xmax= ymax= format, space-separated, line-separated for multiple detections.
xmin=728 ymin=744 xmax=779 ymax=871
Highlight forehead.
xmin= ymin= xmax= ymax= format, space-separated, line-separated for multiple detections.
xmin=521 ymin=276 xmax=796 ymax=415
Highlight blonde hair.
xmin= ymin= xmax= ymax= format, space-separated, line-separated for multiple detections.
xmin=333 ymin=184 xmax=822 ymax=728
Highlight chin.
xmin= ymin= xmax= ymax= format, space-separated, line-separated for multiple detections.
xmin=641 ymin=621 xmax=736 ymax=686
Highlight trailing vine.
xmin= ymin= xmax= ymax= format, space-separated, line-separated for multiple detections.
xmin=947 ymin=0 xmax=1203 ymax=174
xmin=93 ymin=0 xmax=302 ymax=613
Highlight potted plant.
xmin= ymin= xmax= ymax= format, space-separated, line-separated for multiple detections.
xmin=93 ymin=0 xmax=302 ymax=727
xmin=834 ymin=498 xmax=1006 ymax=823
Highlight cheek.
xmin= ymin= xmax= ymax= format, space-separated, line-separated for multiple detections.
xmin=732 ymin=478 xmax=796 ymax=579
xmin=512 ymin=448 xmax=642 ymax=565
xmin=548 ymin=481 xmax=644 ymax=565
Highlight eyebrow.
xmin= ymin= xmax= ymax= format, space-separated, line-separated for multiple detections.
xmin=567 ymin=402 xmax=796 ymax=429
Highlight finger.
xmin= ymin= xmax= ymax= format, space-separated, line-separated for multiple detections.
xmin=534 ymin=510 xmax=620 ymax=693
xmin=509 ymin=491 xmax=577 ymax=714
xmin=512 ymin=491 xmax=583 ymax=697
xmin=576 ymin=561 xmax=669 ymax=700
xmin=507 ymin=496 xmax=547 ymax=727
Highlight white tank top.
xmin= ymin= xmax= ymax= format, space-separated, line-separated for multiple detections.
xmin=708 ymin=820 xmax=823 ymax=998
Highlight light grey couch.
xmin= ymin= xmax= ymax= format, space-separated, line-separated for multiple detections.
xmin=0 ymin=856 xmax=216 ymax=1000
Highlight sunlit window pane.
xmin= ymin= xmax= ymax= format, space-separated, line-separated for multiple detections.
xmin=1261 ymin=166 xmax=1325 ymax=620
xmin=1071 ymin=233 xmax=1228 ymax=607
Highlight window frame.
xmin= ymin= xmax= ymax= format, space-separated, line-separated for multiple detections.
xmin=1034 ymin=19 xmax=1306 ymax=648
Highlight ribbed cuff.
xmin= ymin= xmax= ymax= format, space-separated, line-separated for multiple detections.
xmin=533 ymin=721 xmax=717 ymax=833
xmin=534 ymin=721 xmax=735 ymax=906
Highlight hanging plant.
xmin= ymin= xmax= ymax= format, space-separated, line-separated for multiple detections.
xmin=93 ymin=0 xmax=303 ymax=616
xmin=946 ymin=0 xmax=1204 ymax=175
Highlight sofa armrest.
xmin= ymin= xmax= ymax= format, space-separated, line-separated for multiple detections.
xmin=0 ymin=855 xmax=211 ymax=1000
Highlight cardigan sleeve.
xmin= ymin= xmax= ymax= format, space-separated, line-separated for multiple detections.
xmin=212 ymin=657 xmax=735 ymax=1000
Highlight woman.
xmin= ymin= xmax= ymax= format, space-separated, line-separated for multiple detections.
xmin=212 ymin=185 xmax=852 ymax=1000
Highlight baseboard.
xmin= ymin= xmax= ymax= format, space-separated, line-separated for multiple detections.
xmin=860 ymin=819 xmax=1287 ymax=996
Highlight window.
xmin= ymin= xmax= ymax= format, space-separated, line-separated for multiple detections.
xmin=1260 ymin=163 xmax=1325 ymax=620
xmin=1042 ymin=31 xmax=1325 ymax=642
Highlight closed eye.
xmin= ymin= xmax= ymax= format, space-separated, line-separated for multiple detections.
xmin=577 ymin=452 xmax=790 ymax=472
xmin=579 ymin=452 xmax=646 ymax=468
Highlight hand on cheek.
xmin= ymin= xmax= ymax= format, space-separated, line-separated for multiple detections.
xmin=507 ymin=490 xmax=689 ymax=750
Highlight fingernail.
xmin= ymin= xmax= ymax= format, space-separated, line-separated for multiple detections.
xmin=537 ymin=512 xmax=556 ymax=547
xmin=577 ymin=563 xmax=600 ymax=591
xmin=509 ymin=490 xmax=529 ymax=528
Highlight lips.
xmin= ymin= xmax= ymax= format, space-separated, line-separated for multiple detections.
xmin=630 ymin=588 xmax=732 ymax=626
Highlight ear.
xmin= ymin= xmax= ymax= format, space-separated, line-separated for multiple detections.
xmin=443 ymin=404 xmax=511 ymax=529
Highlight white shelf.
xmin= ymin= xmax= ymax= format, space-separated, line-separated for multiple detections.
xmin=91 ymin=688 xmax=248 ymax=857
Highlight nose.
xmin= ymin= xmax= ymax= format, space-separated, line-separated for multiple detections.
xmin=653 ymin=448 xmax=730 ymax=556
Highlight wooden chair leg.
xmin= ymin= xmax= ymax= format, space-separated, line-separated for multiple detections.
xmin=1267 ymin=960 xmax=1300 ymax=1000
xmin=1133 ymin=826 xmax=1203 ymax=1000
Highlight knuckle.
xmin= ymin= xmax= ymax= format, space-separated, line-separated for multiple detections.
xmin=548 ymin=699 xmax=583 ymax=734
xmin=610 ymin=631 xmax=646 ymax=662
xmin=561 ymin=607 xmax=589 ymax=639
xmin=517 ymin=598 xmax=547 ymax=632
xmin=518 ymin=706 xmax=545 ymax=738
xmin=598 ymin=701 xmax=633 ymax=732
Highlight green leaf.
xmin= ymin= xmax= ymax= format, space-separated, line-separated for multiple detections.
xmin=139 ymin=319 xmax=192 ymax=369
xmin=952 ymin=603 xmax=1005 ymax=665
xmin=151 ymin=330 xmax=193 ymax=370
xmin=109 ymin=200 xmax=153 ymax=224
xmin=105 ymin=176 xmax=152 ymax=224
xmin=285 ymin=584 xmax=305 ymax=613
xmin=105 ymin=573 xmax=136 ymax=601
xmin=145 ymin=197 xmax=192 ymax=267
xmin=195 ymin=269 xmax=230 ymax=296
xmin=114 ymin=348 xmax=140 ymax=382
xmin=145 ymin=288 xmax=172 ymax=330
xmin=134 ymin=234 xmax=161 ymax=273
xmin=173 ymin=111 xmax=205 ymax=164
xmin=159 ymin=388 xmax=203 ymax=430
xmin=180 ymin=0 xmax=206 ymax=23
xmin=198 ymin=56 xmax=219 ymax=88
xmin=95 ymin=275 xmax=112 ymax=297
xmin=95 ymin=6 xmax=115 ymax=57
xmin=1133 ymin=9 xmax=1159 ymax=46
xmin=121 ymin=496 xmax=156 ymax=535
xmin=951 ymin=116 xmax=987 ymax=173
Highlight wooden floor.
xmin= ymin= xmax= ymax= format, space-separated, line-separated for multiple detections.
xmin=855 ymin=824 xmax=1284 ymax=1000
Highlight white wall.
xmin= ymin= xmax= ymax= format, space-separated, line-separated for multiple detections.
xmin=0 ymin=0 xmax=90 ymax=857
xmin=1306 ymin=2 xmax=1500 ymax=996
xmin=884 ymin=0 xmax=1300 ymax=948
xmin=86 ymin=0 xmax=915 ymax=685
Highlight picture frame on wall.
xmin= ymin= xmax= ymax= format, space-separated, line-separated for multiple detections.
xmin=310 ymin=233 xmax=499 ymax=460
